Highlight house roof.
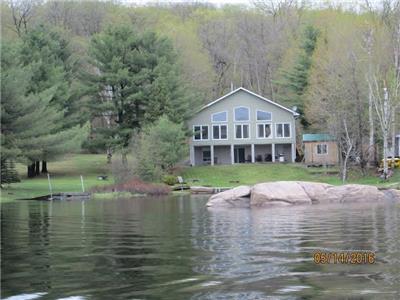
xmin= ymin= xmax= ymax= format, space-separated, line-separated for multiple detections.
xmin=199 ymin=87 xmax=299 ymax=116
xmin=303 ymin=134 xmax=336 ymax=142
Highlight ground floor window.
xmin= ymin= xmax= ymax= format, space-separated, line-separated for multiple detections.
xmin=193 ymin=125 xmax=209 ymax=140
xmin=202 ymin=150 xmax=211 ymax=162
xmin=235 ymin=124 xmax=249 ymax=139
xmin=276 ymin=123 xmax=290 ymax=138
xmin=213 ymin=124 xmax=228 ymax=139
xmin=257 ymin=123 xmax=272 ymax=138
xmin=316 ymin=144 xmax=328 ymax=154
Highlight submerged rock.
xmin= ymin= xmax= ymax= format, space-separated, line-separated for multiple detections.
xmin=207 ymin=181 xmax=400 ymax=207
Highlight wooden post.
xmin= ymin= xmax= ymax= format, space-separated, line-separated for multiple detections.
xmin=272 ymin=144 xmax=276 ymax=162
xmin=210 ymin=145 xmax=214 ymax=166
xmin=80 ymin=175 xmax=85 ymax=192
xmin=47 ymin=173 xmax=53 ymax=200
xmin=291 ymin=143 xmax=296 ymax=163
xmin=190 ymin=146 xmax=195 ymax=166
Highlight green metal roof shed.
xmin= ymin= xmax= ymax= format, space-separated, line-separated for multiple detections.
xmin=302 ymin=134 xmax=336 ymax=142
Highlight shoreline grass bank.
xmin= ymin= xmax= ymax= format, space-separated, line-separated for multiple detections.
xmin=2 ymin=155 xmax=399 ymax=203
xmin=180 ymin=163 xmax=400 ymax=189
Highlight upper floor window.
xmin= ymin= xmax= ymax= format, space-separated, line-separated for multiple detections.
xmin=212 ymin=111 xmax=227 ymax=122
xmin=276 ymin=123 xmax=291 ymax=138
xmin=256 ymin=110 xmax=272 ymax=121
xmin=234 ymin=107 xmax=249 ymax=121
xmin=193 ymin=125 xmax=209 ymax=140
xmin=316 ymin=144 xmax=328 ymax=154
xmin=257 ymin=123 xmax=272 ymax=138
xmin=213 ymin=124 xmax=228 ymax=140
xmin=235 ymin=124 xmax=249 ymax=139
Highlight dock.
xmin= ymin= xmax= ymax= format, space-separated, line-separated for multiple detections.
xmin=20 ymin=192 xmax=91 ymax=201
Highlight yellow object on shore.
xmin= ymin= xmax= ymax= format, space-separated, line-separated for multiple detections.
xmin=380 ymin=158 xmax=400 ymax=168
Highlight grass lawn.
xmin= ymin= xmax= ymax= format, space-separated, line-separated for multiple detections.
xmin=2 ymin=155 xmax=399 ymax=203
xmin=180 ymin=163 xmax=400 ymax=188
xmin=1 ymin=154 xmax=112 ymax=203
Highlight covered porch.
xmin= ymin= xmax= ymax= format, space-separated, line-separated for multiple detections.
xmin=190 ymin=143 xmax=295 ymax=166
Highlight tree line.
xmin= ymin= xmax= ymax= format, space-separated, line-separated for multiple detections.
xmin=1 ymin=0 xmax=399 ymax=183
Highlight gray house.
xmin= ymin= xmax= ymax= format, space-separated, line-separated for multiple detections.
xmin=188 ymin=87 xmax=299 ymax=166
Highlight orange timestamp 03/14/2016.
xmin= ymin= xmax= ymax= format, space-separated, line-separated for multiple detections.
xmin=313 ymin=251 xmax=376 ymax=265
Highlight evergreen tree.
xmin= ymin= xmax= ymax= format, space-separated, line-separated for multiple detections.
xmin=276 ymin=25 xmax=319 ymax=129
xmin=17 ymin=25 xmax=89 ymax=175
xmin=1 ymin=159 xmax=20 ymax=185
xmin=1 ymin=36 xmax=88 ymax=179
xmin=85 ymin=25 xmax=192 ymax=157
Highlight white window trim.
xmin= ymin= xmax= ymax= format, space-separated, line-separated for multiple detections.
xmin=316 ymin=143 xmax=328 ymax=155
xmin=256 ymin=122 xmax=273 ymax=139
xmin=275 ymin=123 xmax=291 ymax=139
xmin=234 ymin=123 xmax=251 ymax=140
xmin=233 ymin=106 xmax=250 ymax=122
xmin=211 ymin=111 xmax=228 ymax=123
xmin=192 ymin=125 xmax=209 ymax=141
xmin=256 ymin=109 xmax=272 ymax=122
xmin=212 ymin=124 xmax=228 ymax=140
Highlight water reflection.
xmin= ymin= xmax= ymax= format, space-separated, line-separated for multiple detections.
xmin=1 ymin=197 xmax=399 ymax=299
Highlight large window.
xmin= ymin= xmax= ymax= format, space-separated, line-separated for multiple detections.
xmin=256 ymin=110 xmax=272 ymax=121
xmin=193 ymin=125 xmax=209 ymax=140
xmin=212 ymin=111 xmax=227 ymax=122
xmin=316 ymin=144 xmax=328 ymax=154
xmin=235 ymin=124 xmax=249 ymax=139
xmin=213 ymin=125 xmax=228 ymax=140
xmin=257 ymin=123 xmax=272 ymax=138
xmin=276 ymin=123 xmax=291 ymax=138
xmin=234 ymin=107 xmax=249 ymax=121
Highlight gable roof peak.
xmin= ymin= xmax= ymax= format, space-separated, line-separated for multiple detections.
xmin=201 ymin=87 xmax=299 ymax=116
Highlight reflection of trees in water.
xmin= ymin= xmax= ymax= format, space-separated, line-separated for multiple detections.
xmin=190 ymin=203 xmax=400 ymax=298
xmin=1 ymin=201 xmax=52 ymax=296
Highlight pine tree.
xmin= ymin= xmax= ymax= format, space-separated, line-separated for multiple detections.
xmin=275 ymin=25 xmax=319 ymax=129
xmin=1 ymin=159 xmax=20 ymax=185
xmin=17 ymin=25 xmax=89 ymax=175
xmin=1 ymin=34 xmax=88 ymax=178
xmin=85 ymin=25 xmax=193 ymax=156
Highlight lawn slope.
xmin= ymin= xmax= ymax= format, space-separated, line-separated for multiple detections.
xmin=180 ymin=163 xmax=400 ymax=188
xmin=1 ymin=154 xmax=111 ymax=202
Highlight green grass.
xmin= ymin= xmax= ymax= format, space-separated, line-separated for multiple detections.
xmin=1 ymin=154 xmax=112 ymax=203
xmin=2 ymin=156 xmax=399 ymax=203
xmin=180 ymin=163 xmax=400 ymax=188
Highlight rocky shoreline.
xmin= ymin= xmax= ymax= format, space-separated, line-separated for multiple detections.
xmin=206 ymin=181 xmax=400 ymax=208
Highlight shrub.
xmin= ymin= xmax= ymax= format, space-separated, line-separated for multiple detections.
xmin=132 ymin=116 xmax=188 ymax=181
xmin=162 ymin=175 xmax=177 ymax=185
xmin=111 ymin=156 xmax=134 ymax=184
xmin=91 ymin=177 xmax=170 ymax=196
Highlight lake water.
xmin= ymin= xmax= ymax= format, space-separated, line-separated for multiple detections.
xmin=1 ymin=196 xmax=400 ymax=299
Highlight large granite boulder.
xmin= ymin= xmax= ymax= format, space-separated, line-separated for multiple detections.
xmin=206 ymin=185 xmax=251 ymax=208
xmin=206 ymin=181 xmax=400 ymax=207
xmin=327 ymin=184 xmax=386 ymax=203
xmin=250 ymin=182 xmax=312 ymax=206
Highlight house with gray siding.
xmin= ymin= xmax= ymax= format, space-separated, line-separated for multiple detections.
xmin=187 ymin=87 xmax=299 ymax=166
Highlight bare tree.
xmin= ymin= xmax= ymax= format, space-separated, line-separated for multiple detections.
xmin=8 ymin=0 xmax=41 ymax=36
xmin=368 ymin=73 xmax=400 ymax=179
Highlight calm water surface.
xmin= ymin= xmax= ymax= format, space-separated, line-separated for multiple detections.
xmin=1 ymin=196 xmax=400 ymax=299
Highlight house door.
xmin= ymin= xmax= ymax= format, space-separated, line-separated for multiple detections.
xmin=234 ymin=148 xmax=245 ymax=163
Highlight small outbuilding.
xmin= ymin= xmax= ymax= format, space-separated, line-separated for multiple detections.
xmin=303 ymin=134 xmax=338 ymax=166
